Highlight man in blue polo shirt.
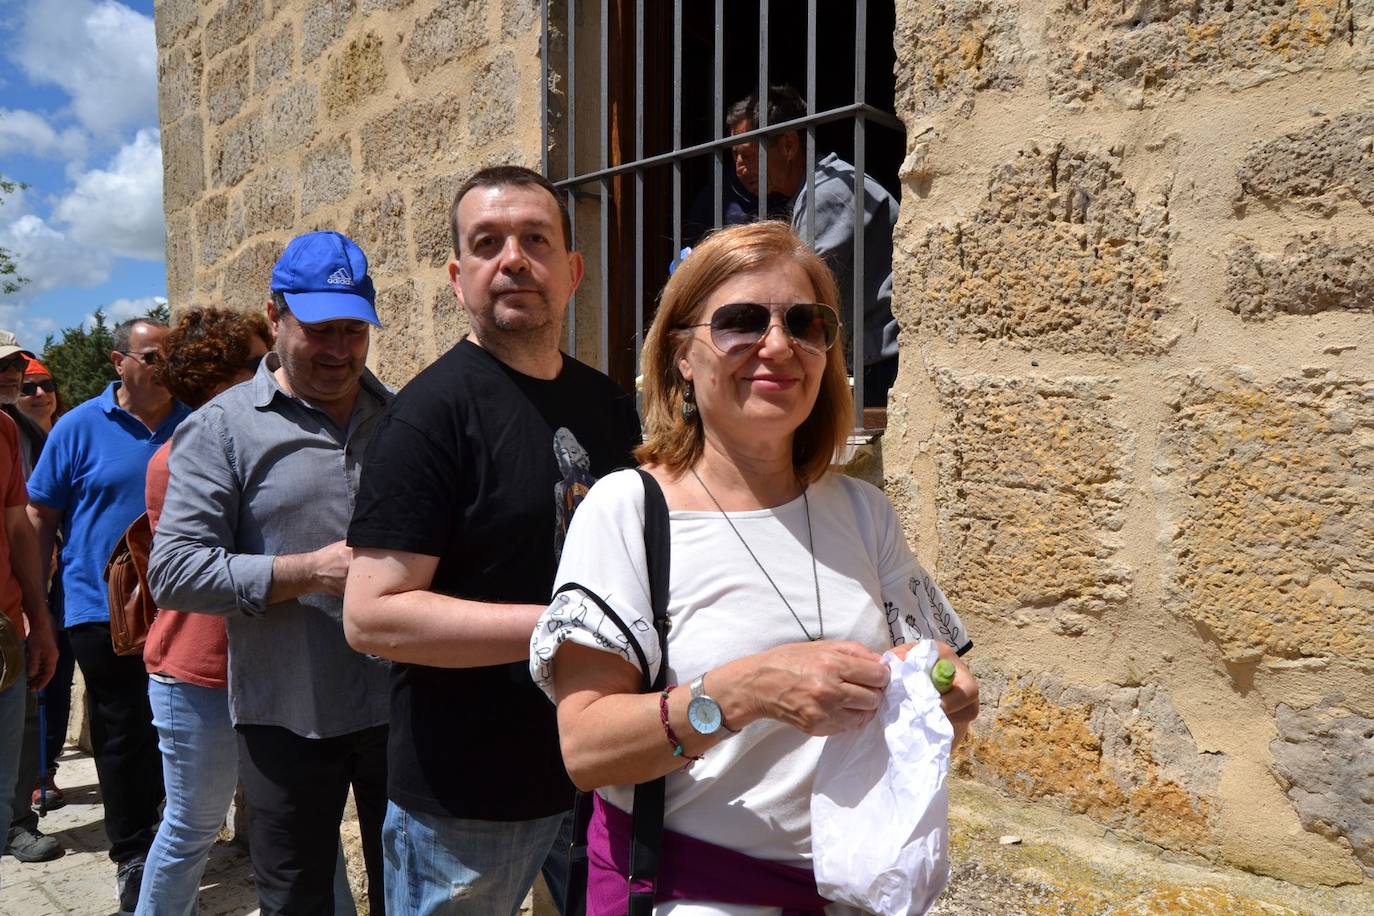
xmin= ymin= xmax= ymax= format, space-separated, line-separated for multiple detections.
xmin=28 ymin=317 xmax=188 ymax=913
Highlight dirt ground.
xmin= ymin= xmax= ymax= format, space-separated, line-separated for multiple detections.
xmin=930 ymin=778 xmax=1373 ymax=915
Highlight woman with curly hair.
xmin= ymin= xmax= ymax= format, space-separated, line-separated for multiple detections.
xmin=136 ymin=307 xmax=269 ymax=916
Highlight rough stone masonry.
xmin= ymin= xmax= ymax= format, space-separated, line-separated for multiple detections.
xmin=887 ymin=0 xmax=1373 ymax=887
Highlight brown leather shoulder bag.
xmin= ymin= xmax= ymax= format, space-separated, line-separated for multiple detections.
xmin=104 ymin=512 xmax=156 ymax=656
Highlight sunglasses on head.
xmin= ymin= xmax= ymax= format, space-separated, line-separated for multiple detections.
xmin=683 ymin=302 xmax=840 ymax=356
xmin=21 ymin=379 xmax=55 ymax=396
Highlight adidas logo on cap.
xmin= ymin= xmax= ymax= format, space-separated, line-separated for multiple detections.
xmin=327 ymin=267 xmax=353 ymax=286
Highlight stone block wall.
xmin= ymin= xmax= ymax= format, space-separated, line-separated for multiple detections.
xmin=889 ymin=0 xmax=1373 ymax=886
xmin=154 ymin=0 xmax=544 ymax=389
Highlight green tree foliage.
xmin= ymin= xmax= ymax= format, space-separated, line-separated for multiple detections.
xmin=41 ymin=310 xmax=117 ymax=407
xmin=1 ymin=176 xmax=27 ymax=296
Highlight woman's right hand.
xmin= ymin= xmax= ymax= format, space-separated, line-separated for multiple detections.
xmin=732 ymin=640 xmax=890 ymax=736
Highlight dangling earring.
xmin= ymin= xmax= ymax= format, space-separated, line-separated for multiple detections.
xmin=680 ymin=382 xmax=697 ymax=420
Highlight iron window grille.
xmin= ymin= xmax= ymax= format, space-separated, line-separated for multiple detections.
xmin=540 ymin=0 xmax=903 ymax=427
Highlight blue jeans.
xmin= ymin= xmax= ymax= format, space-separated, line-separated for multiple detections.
xmin=383 ymin=802 xmax=572 ymax=915
xmin=0 ymin=676 xmax=28 ymax=888
xmin=136 ymin=680 xmax=239 ymax=916
xmin=135 ymin=680 xmax=360 ymax=916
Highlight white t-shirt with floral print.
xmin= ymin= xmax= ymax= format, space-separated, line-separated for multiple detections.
xmin=531 ymin=469 xmax=970 ymax=915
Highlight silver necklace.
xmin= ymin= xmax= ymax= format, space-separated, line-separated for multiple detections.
xmin=690 ymin=467 xmax=824 ymax=642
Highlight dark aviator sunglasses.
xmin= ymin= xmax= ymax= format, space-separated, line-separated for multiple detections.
xmin=683 ymin=302 xmax=840 ymax=356
xmin=21 ymin=379 xmax=56 ymax=396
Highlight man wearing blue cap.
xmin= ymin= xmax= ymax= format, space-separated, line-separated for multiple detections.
xmin=148 ymin=231 xmax=392 ymax=916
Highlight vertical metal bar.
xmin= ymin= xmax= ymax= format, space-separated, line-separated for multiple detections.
xmin=566 ymin=0 xmax=577 ymax=353
xmin=851 ymin=0 xmax=867 ymax=414
xmin=756 ymin=0 xmax=768 ymax=221
xmin=672 ymin=0 xmax=682 ymax=256
xmin=712 ymin=0 xmax=723 ymax=228
xmin=600 ymin=0 xmax=610 ymax=372
xmin=635 ymin=0 xmax=644 ymax=377
xmin=804 ymin=0 xmax=816 ymax=246
xmin=540 ymin=0 xmax=549 ymax=177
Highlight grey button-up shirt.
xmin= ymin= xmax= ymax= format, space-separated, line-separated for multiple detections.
xmin=147 ymin=355 xmax=392 ymax=739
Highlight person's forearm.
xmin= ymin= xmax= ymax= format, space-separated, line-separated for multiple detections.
xmin=561 ymin=687 xmax=729 ymax=791
xmin=269 ymin=552 xmax=328 ymax=604
xmin=27 ymin=504 xmax=58 ymax=588
xmin=557 ymin=657 xmax=762 ymax=790
xmin=147 ymin=536 xmax=275 ymax=617
xmin=7 ymin=515 xmax=49 ymax=627
xmin=557 ymin=638 xmax=890 ymax=789
xmin=345 ymin=589 xmax=545 ymax=668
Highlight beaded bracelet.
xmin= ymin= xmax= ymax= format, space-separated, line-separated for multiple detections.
xmin=659 ymin=685 xmax=703 ymax=769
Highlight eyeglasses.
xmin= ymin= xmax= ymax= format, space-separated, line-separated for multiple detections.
xmin=0 ymin=356 xmax=27 ymax=374
xmin=682 ymin=302 xmax=840 ymax=356
xmin=21 ymin=379 xmax=55 ymax=396
xmin=117 ymin=349 xmax=161 ymax=366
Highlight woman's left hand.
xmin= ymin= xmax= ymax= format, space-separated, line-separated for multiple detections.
xmin=892 ymin=640 xmax=979 ymax=746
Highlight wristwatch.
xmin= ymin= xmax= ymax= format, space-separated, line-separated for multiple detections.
xmin=687 ymin=674 xmax=736 ymax=736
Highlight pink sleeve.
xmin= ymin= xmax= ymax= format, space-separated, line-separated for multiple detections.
xmin=145 ymin=440 xmax=173 ymax=535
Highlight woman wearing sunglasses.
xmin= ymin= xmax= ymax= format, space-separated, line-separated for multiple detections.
xmin=532 ymin=222 xmax=979 ymax=913
xmin=17 ymin=358 xmax=63 ymax=434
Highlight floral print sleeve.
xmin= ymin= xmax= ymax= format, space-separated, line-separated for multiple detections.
xmin=530 ymin=469 xmax=662 ymax=701
xmin=854 ymin=479 xmax=972 ymax=655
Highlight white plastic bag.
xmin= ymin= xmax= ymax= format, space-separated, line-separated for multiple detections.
xmin=811 ymin=641 xmax=953 ymax=915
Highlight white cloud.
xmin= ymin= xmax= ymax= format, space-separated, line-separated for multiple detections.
xmin=0 ymin=186 xmax=114 ymax=303
xmin=0 ymin=302 xmax=59 ymax=351
xmin=53 ymin=129 xmax=164 ymax=261
xmin=12 ymin=0 xmax=157 ymax=141
xmin=96 ymin=294 xmax=166 ymax=325
xmin=0 ymin=108 xmax=88 ymax=160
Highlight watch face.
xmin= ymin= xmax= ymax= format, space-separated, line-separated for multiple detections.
xmin=687 ymin=696 xmax=722 ymax=735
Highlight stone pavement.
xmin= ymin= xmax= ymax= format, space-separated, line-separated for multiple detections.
xmin=0 ymin=748 xmax=552 ymax=916
xmin=0 ymin=751 xmax=258 ymax=916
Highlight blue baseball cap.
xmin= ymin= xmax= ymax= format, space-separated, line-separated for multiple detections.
xmin=270 ymin=231 xmax=381 ymax=326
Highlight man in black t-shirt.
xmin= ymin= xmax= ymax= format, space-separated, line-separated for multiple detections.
xmin=345 ymin=166 xmax=640 ymax=915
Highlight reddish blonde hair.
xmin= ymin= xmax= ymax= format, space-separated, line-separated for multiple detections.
xmin=635 ymin=221 xmax=852 ymax=483
xmin=156 ymin=308 xmax=269 ymax=409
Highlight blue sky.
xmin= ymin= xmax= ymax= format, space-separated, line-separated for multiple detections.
xmin=0 ymin=0 xmax=166 ymax=351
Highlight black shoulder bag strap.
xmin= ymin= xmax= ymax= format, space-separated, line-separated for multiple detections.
xmin=563 ymin=469 xmax=672 ymax=916
xmin=628 ymin=468 xmax=671 ymax=915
